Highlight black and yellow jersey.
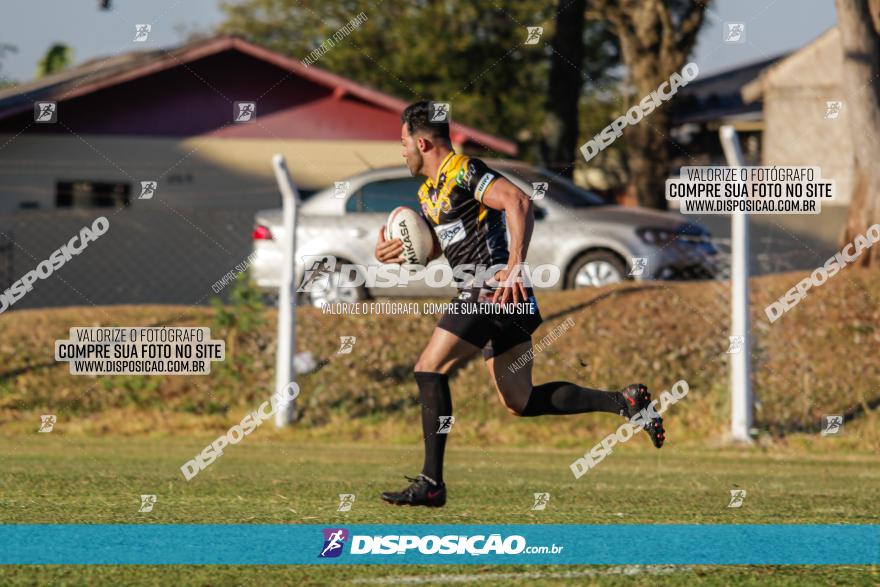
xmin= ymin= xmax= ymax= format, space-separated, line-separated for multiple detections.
xmin=417 ymin=152 xmax=509 ymax=277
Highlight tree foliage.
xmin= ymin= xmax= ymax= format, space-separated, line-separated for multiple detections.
xmin=220 ymin=0 xmax=617 ymax=162
xmin=36 ymin=43 xmax=72 ymax=78
xmin=0 ymin=42 xmax=17 ymax=87
xmin=540 ymin=0 xmax=619 ymax=177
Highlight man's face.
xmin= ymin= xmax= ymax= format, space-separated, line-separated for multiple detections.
xmin=401 ymin=123 xmax=423 ymax=176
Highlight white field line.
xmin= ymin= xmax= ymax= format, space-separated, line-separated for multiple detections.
xmin=351 ymin=565 xmax=690 ymax=584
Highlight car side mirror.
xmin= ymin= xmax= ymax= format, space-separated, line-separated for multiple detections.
xmin=533 ymin=206 xmax=547 ymax=220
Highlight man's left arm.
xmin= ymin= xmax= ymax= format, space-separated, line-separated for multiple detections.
xmin=480 ymin=177 xmax=533 ymax=304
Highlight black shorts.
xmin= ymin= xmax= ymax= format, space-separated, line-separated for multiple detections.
xmin=437 ymin=287 xmax=543 ymax=359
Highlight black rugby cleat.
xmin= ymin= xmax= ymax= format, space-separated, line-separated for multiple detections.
xmin=621 ymin=383 xmax=665 ymax=448
xmin=381 ymin=474 xmax=446 ymax=507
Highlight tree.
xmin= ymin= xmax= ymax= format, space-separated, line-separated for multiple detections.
xmin=591 ymin=0 xmax=709 ymax=209
xmin=540 ymin=0 xmax=619 ymax=178
xmin=36 ymin=43 xmax=72 ymax=78
xmin=836 ymin=0 xmax=880 ymax=266
xmin=220 ymin=1 xmax=618 ymax=166
xmin=0 ymin=42 xmax=17 ymax=87
xmin=221 ymin=1 xmax=552 ymax=152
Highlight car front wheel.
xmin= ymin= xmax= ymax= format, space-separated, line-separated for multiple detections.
xmin=298 ymin=265 xmax=367 ymax=307
xmin=565 ymin=251 xmax=627 ymax=289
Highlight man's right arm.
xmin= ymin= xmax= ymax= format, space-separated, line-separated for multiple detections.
xmin=422 ymin=214 xmax=442 ymax=262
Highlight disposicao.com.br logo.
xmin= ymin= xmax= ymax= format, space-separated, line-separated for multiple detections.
xmin=318 ymin=528 xmax=563 ymax=558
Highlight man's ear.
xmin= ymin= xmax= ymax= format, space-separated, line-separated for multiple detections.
xmin=416 ymin=136 xmax=431 ymax=153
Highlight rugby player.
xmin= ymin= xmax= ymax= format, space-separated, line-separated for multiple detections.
xmin=376 ymin=101 xmax=664 ymax=507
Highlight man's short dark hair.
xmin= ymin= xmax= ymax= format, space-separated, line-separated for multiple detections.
xmin=401 ymin=101 xmax=451 ymax=146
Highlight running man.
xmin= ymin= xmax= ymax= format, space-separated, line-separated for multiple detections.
xmin=376 ymin=101 xmax=664 ymax=507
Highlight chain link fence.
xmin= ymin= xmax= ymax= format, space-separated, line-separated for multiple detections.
xmin=0 ymin=208 xmax=256 ymax=311
xmin=708 ymin=235 xmax=835 ymax=282
xmin=0 ymin=205 xmax=846 ymax=312
xmin=695 ymin=210 xmax=843 ymax=283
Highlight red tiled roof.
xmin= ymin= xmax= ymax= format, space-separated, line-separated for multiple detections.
xmin=0 ymin=36 xmax=517 ymax=155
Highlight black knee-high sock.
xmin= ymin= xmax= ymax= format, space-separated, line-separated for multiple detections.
xmin=414 ymin=371 xmax=451 ymax=484
xmin=520 ymin=381 xmax=626 ymax=417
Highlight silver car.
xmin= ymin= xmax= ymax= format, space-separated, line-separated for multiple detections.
xmin=251 ymin=160 xmax=717 ymax=305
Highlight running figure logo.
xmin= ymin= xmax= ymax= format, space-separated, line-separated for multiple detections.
xmin=337 ymin=336 xmax=356 ymax=355
xmin=298 ymin=256 xmax=337 ymax=293
xmin=429 ymin=102 xmax=450 ymax=122
xmin=726 ymin=335 xmax=744 ymax=354
xmin=332 ymin=181 xmax=350 ymax=199
xmin=319 ymin=528 xmax=349 ymax=558
xmin=38 ymin=415 xmax=56 ymax=433
xmin=337 ymin=494 xmax=356 ymax=512
xmin=437 ymin=416 xmax=455 ymax=434
xmin=824 ymin=101 xmax=842 ymax=120
xmin=525 ymin=27 xmax=543 ymax=45
xmin=531 ymin=492 xmax=550 ymax=511
xmin=629 ymin=257 xmax=648 ymax=277
xmin=727 ymin=489 xmax=747 ymax=508
xmin=234 ymin=102 xmax=256 ymax=123
xmin=34 ymin=102 xmax=57 ymax=123
xmin=134 ymin=24 xmax=151 ymax=42
xmin=821 ymin=415 xmax=843 ymax=436
xmin=724 ymin=23 xmax=745 ymax=43
xmin=139 ymin=181 xmax=157 ymax=200
xmin=139 ymin=494 xmax=157 ymax=513
xmin=530 ymin=182 xmax=548 ymax=200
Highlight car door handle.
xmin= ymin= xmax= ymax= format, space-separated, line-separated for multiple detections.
xmin=347 ymin=228 xmax=367 ymax=238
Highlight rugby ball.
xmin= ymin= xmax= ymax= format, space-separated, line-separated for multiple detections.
xmin=385 ymin=206 xmax=433 ymax=266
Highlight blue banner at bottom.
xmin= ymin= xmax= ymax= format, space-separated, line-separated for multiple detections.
xmin=0 ymin=524 xmax=876 ymax=565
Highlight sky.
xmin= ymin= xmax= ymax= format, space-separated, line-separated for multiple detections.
xmin=1 ymin=0 xmax=837 ymax=83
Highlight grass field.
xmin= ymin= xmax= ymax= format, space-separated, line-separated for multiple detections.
xmin=1 ymin=436 xmax=877 ymax=585
xmin=3 ymin=269 xmax=880 ymax=449
xmin=2 ymin=272 xmax=879 ymax=583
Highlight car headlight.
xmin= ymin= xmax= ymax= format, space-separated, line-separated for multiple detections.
xmin=637 ymin=225 xmax=713 ymax=247
xmin=636 ymin=227 xmax=676 ymax=245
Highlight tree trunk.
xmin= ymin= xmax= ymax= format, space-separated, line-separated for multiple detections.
xmin=623 ymin=44 xmax=675 ymax=210
xmin=627 ymin=107 xmax=670 ymax=209
xmin=836 ymin=0 xmax=880 ymax=266
xmin=541 ymin=0 xmax=587 ymax=178
xmin=596 ymin=0 xmax=708 ymax=210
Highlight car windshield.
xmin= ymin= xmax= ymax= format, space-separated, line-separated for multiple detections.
xmin=498 ymin=166 xmax=604 ymax=208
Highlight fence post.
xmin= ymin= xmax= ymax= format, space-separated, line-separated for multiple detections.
xmin=271 ymin=154 xmax=301 ymax=427
xmin=719 ymin=126 xmax=753 ymax=443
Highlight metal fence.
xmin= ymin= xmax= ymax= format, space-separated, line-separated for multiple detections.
xmin=708 ymin=235 xmax=836 ymax=282
xmin=0 ymin=205 xmax=846 ymax=312
xmin=0 ymin=208 xmax=256 ymax=310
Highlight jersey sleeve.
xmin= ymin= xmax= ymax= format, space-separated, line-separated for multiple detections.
xmin=416 ymin=182 xmax=431 ymax=223
xmin=465 ymin=158 xmax=499 ymax=203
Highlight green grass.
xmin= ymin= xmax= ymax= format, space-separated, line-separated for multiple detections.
xmin=0 ymin=437 xmax=877 ymax=585
xmin=2 ymin=271 xmax=879 ymax=584
xmin=2 ymin=269 xmax=879 ymax=450
xmin=0 ymin=565 xmax=876 ymax=586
